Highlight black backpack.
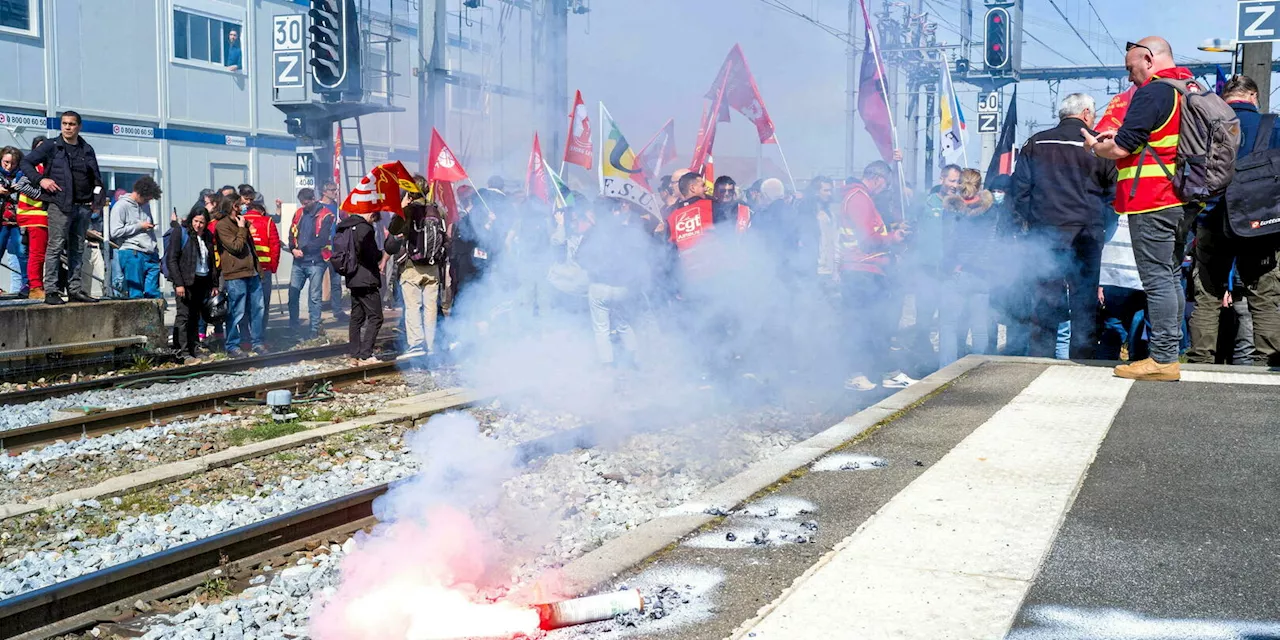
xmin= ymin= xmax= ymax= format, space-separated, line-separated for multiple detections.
xmin=1225 ymin=114 xmax=1280 ymax=237
xmin=406 ymin=214 xmax=447 ymax=266
xmin=331 ymin=224 xmax=360 ymax=277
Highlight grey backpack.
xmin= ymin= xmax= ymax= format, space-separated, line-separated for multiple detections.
xmin=1141 ymin=78 xmax=1241 ymax=206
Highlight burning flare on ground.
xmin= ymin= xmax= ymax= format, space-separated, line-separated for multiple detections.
xmin=310 ymin=507 xmax=541 ymax=640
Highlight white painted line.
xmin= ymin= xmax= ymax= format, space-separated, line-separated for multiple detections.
xmin=1180 ymin=370 xmax=1280 ymax=386
xmin=733 ymin=366 xmax=1133 ymax=640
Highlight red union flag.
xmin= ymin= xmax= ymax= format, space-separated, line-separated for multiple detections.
xmin=332 ymin=124 xmax=343 ymax=189
xmin=705 ymin=44 xmax=776 ymax=144
xmin=427 ymin=128 xmax=468 ymax=183
xmin=637 ymin=118 xmax=677 ymax=183
xmin=1097 ymin=85 xmax=1137 ymax=133
xmin=564 ymin=90 xmax=593 ymax=169
xmin=526 ymin=133 xmax=551 ymax=203
xmin=341 ymin=161 xmax=420 ymax=217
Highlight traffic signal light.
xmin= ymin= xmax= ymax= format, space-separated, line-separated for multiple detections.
xmin=984 ymin=7 xmax=1011 ymax=72
xmin=308 ymin=0 xmax=361 ymax=96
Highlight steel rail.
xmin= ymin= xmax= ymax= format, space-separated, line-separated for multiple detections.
xmin=0 ymin=338 xmax=397 ymax=406
xmin=0 ymin=360 xmax=402 ymax=453
xmin=0 ymin=425 xmax=597 ymax=639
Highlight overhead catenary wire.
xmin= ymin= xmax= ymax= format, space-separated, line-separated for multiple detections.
xmin=1084 ymin=0 xmax=1122 ymax=54
xmin=1046 ymin=0 xmax=1106 ymax=66
xmin=754 ymin=0 xmax=855 ymax=45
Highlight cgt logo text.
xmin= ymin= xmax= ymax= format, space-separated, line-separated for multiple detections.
xmin=1251 ymin=217 xmax=1280 ymax=229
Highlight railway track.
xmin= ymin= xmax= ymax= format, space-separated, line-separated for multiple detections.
xmin=0 ymin=358 xmax=404 ymax=453
xmin=0 ymin=338 xmax=397 ymax=407
xmin=0 ymin=425 xmax=599 ymax=640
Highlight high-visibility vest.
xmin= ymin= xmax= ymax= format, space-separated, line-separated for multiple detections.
xmin=1115 ymin=73 xmax=1184 ymax=215
xmin=244 ymin=212 xmax=279 ymax=273
xmin=16 ymin=192 xmax=46 ymax=228
xmin=16 ymin=165 xmax=47 ymax=228
xmin=290 ymin=206 xmax=334 ymax=262
xmin=838 ymin=184 xmax=891 ymax=274
xmin=666 ymin=199 xmax=750 ymax=252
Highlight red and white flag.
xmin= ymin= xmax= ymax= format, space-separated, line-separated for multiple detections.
xmin=564 ymin=90 xmax=593 ymax=170
xmin=427 ymin=128 xmax=468 ymax=183
xmin=637 ymin=118 xmax=677 ymax=183
xmin=332 ymin=124 xmax=344 ymax=190
xmin=526 ymin=133 xmax=551 ymax=203
xmin=705 ymin=44 xmax=776 ymax=144
xmin=341 ymin=160 xmax=420 ymax=217
xmin=689 ymin=98 xmax=722 ymax=176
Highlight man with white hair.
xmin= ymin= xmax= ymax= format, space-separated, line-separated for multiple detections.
xmin=1012 ymin=92 xmax=1118 ymax=359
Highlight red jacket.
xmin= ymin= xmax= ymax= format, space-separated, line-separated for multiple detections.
xmin=244 ymin=211 xmax=282 ymax=273
xmin=838 ymin=184 xmax=898 ymax=275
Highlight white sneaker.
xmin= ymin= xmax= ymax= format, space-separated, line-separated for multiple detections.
xmin=397 ymin=347 xmax=428 ymax=360
xmin=881 ymin=372 xmax=919 ymax=389
xmin=844 ymin=375 xmax=878 ymax=391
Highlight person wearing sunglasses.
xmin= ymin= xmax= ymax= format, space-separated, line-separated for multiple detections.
xmin=1081 ymin=36 xmax=1196 ymax=382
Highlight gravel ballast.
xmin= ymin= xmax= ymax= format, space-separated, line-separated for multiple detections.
xmin=0 ymin=364 xmax=329 ymax=433
xmin=74 ymin=406 xmax=826 ymax=640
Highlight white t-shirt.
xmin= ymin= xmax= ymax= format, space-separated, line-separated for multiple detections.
xmin=194 ymin=235 xmax=210 ymax=277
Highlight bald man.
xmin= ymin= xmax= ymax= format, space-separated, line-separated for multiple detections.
xmin=1083 ymin=36 xmax=1197 ymax=381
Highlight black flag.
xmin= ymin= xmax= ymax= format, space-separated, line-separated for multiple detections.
xmin=985 ymin=87 xmax=1018 ymax=188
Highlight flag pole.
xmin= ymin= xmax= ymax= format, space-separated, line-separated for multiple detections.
xmin=859 ymin=0 xmax=908 ymax=216
xmin=770 ymin=133 xmax=800 ymax=193
xmin=464 ymin=177 xmax=497 ymax=216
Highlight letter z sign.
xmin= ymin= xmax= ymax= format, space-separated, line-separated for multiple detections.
xmin=1239 ymin=0 xmax=1280 ymax=43
xmin=273 ymin=15 xmax=305 ymax=89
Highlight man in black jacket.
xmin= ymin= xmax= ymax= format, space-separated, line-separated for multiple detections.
xmin=21 ymin=111 xmax=104 ymax=305
xmin=1012 ymin=93 xmax=1118 ymax=358
xmin=337 ymin=210 xmax=383 ymax=363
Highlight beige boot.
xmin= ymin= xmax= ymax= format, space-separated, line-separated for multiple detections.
xmin=1113 ymin=357 xmax=1180 ymax=382
xmin=27 ymin=287 xmax=44 ymax=301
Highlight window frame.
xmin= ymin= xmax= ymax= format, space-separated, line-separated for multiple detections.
xmin=171 ymin=5 xmax=244 ymax=73
xmin=0 ymin=0 xmax=40 ymax=38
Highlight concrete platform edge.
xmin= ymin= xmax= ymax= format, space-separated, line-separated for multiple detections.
xmin=550 ymin=355 xmax=992 ymax=597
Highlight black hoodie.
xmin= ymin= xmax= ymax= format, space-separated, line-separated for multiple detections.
xmin=336 ymin=214 xmax=382 ymax=289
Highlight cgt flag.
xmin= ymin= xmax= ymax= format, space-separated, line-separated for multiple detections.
xmin=637 ymin=118 xmax=677 ymax=184
xmin=705 ymin=44 xmax=776 ymax=144
xmin=985 ymin=87 xmax=1018 ymax=187
xmin=426 ymin=128 xmax=468 ymax=183
xmin=564 ymin=90 xmax=593 ymax=170
xmin=526 ymin=133 xmax=551 ymax=203
xmin=599 ymin=102 xmax=660 ymax=215
xmin=341 ymin=161 xmax=420 ymax=217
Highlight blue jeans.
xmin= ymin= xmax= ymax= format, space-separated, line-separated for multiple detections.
xmin=117 ymin=249 xmax=161 ymax=299
xmin=938 ymin=272 xmax=991 ymax=367
xmin=1098 ymin=286 xmax=1150 ymax=361
xmin=289 ymin=261 xmax=326 ymax=333
xmin=0 ymin=225 xmax=27 ymax=292
xmin=1056 ymin=321 xmax=1071 ymax=360
xmin=225 ymin=276 xmax=264 ymax=351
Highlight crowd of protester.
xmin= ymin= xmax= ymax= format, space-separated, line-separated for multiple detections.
xmin=2 ymin=35 xmax=1273 ymax=387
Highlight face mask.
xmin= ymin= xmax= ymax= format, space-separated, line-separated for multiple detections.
xmin=993 ymin=192 xmax=1006 ymax=205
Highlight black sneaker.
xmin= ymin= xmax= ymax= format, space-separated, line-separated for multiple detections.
xmin=69 ymin=292 xmax=99 ymax=303
xmin=44 ymin=293 xmax=66 ymax=305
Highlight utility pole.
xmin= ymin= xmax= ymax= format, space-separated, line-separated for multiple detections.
xmin=419 ymin=0 xmax=446 ymax=169
xmin=1242 ymin=42 xmax=1273 ymax=112
xmin=847 ymin=0 xmax=860 ymax=178
xmin=924 ymin=84 xmax=936 ymax=185
xmin=532 ymin=0 xmax=570 ymax=163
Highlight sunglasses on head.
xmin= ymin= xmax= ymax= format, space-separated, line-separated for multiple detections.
xmin=1126 ymin=41 xmax=1153 ymax=55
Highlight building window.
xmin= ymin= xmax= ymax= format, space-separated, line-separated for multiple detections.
xmin=173 ymin=8 xmax=242 ymax=69
xmin=448 ymin=84 xmax=483 ymax=114
xmin=0 ymin=0 xmax=39 ymax=37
